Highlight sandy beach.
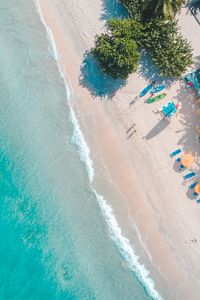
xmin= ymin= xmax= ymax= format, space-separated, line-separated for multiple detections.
xmin=38 ymin=0 xmax=200 ymax=298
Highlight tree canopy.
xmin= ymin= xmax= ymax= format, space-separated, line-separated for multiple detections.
xmin=92 ymin=0 xmax=193 ymax=79
xmin=121 ymin=0 xmax=185 ymax=20
xmin=107 ymin=18 xmax=143 ymax=45
xmin=120 ymin=0 xmax=145 ymax=20
xmin=144 ymin=0 xmax=186 ymax=20
xmin=143 ymin=19 xmax=193 ymax=76
xmin=92 ymin=32 xmax=140 ymax=79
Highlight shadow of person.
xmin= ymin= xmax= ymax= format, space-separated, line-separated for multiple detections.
xmin=145 ymin=119 xmax=170 ymax=140
xmin=79 ymin=51 xmax=127 ymax=99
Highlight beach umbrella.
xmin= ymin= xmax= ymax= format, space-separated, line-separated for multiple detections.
xmin=195 ymin=183 xmax=200 ymax=195
xmin=181 ymin=153 xmax=195 ymax=168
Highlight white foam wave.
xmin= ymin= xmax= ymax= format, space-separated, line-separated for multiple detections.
xmin=34 ymin=0 xmax=58 ymax=61
xmin=70 ymin=107 xmax=94 ymax=182
xmin=94 ymin=190 xmax=163 ymax=300
xmin=34 ymin=2 xmax=163 ymax=298
xmin=35 ymin=0 xmax=94 ymax=182
xmin=46 ymin=27 xmax=59 ymax=61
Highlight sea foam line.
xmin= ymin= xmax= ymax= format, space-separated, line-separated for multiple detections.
xmin=35 ymin=0 xmax=94 ymax=182
xmin=34 ymin=2 xmax=163 ymax=299
xmin=70 ymin=107 xmax=94 ymax=182
xmin=34 ymin=0 xmax=58 ymax=61
xmin=94 ymin=191 xmax=163 ymax=300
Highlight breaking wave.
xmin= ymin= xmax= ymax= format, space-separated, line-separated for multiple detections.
xmin=34 ymin=2 xmax=163 ymax=299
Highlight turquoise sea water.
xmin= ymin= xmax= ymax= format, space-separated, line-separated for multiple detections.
xmin=0 ymin=1 xmax=161 ymax=299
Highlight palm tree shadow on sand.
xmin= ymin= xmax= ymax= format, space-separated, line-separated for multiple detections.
xmin=100 ymin=0 xmax=128 ymax=20
xmin=79 ymin=51 xmax=127 ymax=99
xmin=173 ymin=79 xmax=200 ymax=157
xmin=138 ymin=51 xmax=175 ymax=87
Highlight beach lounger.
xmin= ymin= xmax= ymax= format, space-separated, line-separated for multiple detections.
xmin=162 ymin=101 xmax=177 ymax=119
xmin=183 ymin=172 xmax=196 ymax=180
xmin=189 ymin=181 xmax=199 ymax=189
xmin=179 ymin=164 xmax=185 ymax=170
xmin=170 ymin=148 xmax=182 ymax=158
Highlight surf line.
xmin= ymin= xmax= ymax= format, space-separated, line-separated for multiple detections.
xmin=34 ymin=2 xmax=163 ymax=299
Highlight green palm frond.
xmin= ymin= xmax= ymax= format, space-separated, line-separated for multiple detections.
xmin=145 ymin=0 xmax=185 ymax=20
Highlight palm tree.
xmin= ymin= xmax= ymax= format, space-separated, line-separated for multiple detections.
xmin=190 ymin=0 xmax=200 ymax=17
xmin=144 ymin=0 xmax=186 ymax=20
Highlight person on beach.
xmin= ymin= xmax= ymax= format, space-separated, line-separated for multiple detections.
xmin=127 ymin=130 xmax=136 ymax=139
xmin=126 ymin=123 xmax=136 ymax=134
xmin=126 ymin=124 xmax=137 ymax=139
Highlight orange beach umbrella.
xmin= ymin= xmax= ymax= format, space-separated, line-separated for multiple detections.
xmin=195 ymin=183 xmax=200 ymax=195
xmin=181 ymin=153 xmax=194 ymax=168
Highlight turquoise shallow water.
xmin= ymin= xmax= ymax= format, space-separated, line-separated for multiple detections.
xmin=0 ymin=0 xmax=160 ymax=299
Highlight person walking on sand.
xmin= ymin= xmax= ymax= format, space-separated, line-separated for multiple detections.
xmin=126 ymin=123 xmax=136 ymax=134
xmin=127 ymin=130 xmax=136 ymax=139
xmin=126 ymin=124 xmax=137 ymax=139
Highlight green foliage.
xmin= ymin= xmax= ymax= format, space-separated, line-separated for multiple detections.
xmin=92 ymin=33 xmax=140 ymax=79
xmin=120 ymin=0 xmax=185 ymax=21
xmin=143 ymin=0 xmax=186 ymax=20
xmin=120 ymin=0 xmax=145 ymax=20
xmin=92 ymin=3 xmax=193 ymax=79
xmin=107 ymin=18 xmax=144 ymax=46
xmin=143 ymin=19 xmax=193 ymax=76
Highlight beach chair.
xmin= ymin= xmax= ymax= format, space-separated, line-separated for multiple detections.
xmin=175 ymin=157 xmax=185 ymax=170
xmin=183 ymin=172 xmax=196 ymax=180
xmin=176 ymin=157 xmax=181 ymax=162
xmin=170 ymin=148 xmax=182 ymax=158
xmin=161 ymin=101 xmax=177 ymax=119
xmin=189 ymin=181 xmax=199 ymax=189
xmin=179 ymin=164 xmax=185 ymax=170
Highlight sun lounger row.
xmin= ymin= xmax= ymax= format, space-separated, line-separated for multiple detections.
xmin=170 ymin=148 xmax=200 ymax=203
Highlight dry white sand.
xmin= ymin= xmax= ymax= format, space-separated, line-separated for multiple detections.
xmin=38 ymin=1 xmax=200 ymax=299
